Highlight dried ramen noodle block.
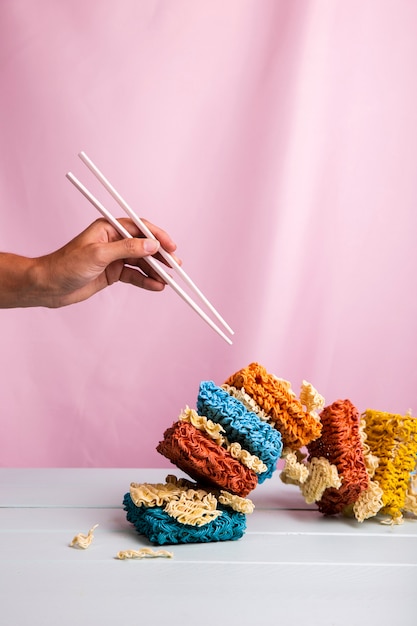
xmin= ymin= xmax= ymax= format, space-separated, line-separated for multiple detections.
xmin=157 ymin=379 xmax=283 ymax=499
xmin=157 ymin=420 xmax=258 ymax=498
xmin=306 ymin=399 xmax=369 ymax=515
xmin=123 ymin=363 xmax=326 ymax=546
xmin=224 ymin=362 xmax=323 ymax=450
xmin=123 ymin=475 xmax=252 ymax=545
xmin=361 ymin=409 xmax=417 ymax=523
xmin=196 ymin=381 xmax=283 ymax=482
xmin=280 ymin=400 xmax=417 ymax=526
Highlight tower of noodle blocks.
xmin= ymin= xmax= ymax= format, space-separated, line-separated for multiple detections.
xmin=123 ymin=363 xmax=417 ymax=545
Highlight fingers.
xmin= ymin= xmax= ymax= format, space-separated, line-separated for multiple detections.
xmin=96 ymin=236 xmax=160 ymax=265
xmin=98 ymin=236 xmax=169 ymax=286
xmin=116 ymin=218 xmax=177 ymax=252
xmin=119 ymin=265 xmax=166 ymax=292
xmin=82 ymin=217 xmax=181 ymax=292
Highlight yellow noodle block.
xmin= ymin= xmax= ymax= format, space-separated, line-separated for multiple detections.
xmin=363 ymin=410 xmax=417 ymax=520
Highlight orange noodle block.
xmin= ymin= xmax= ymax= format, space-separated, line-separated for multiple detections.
xmin=224 ymin=362 xmax=322 ymax=449
xmin=157 ymin=421 xmax=258 ymax=498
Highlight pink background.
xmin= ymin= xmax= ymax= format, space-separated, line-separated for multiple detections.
xmin=1 ymin=0 xmax=416 ymax=468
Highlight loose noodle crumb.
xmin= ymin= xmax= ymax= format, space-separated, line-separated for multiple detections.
xmin=116 ymin=548 xmax=173 ymax=560
xmin=70 ymin=524 xmax=99 ymax=549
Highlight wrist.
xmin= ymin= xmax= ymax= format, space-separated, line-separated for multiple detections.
xmin=27 ymin=255 xmax=64 ymax=308
xmin=0 ymin=253 xmax=38 ymax=308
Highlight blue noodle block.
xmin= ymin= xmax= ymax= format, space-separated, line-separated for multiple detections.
xmin=197 ymin=381 xmax=282 ymax=482
xmin=123 ymin=493 xmax=247 ymax=545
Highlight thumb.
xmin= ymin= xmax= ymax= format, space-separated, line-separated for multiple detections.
xmin=96 ymin=237 xmax=160 ymax=268
xmin=141 ymin=238 xmax=160 ymax=256
xmin=113 ymin=237 xmax=160 ymax=261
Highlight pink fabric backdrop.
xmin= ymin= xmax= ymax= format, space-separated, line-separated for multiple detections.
xmin=1 ymin=0 xmax=416 ymax=467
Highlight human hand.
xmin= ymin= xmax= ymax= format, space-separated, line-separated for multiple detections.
xmin=34 ymin=217 xmax=180 ymax=307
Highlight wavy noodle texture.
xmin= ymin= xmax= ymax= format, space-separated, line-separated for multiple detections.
xmin=130 ymin=480 xmax=207 ymax=508
xmin=362 ymin=410 xmax=417 ymax=520
xmin=179 ymin=406 xmax=266 ymax=474
xmin=123 ymin=493 xmax=247 ymax=545
xmin=301 ymin=458 xmax=342 ymax=504
xmin=157 ymin=421 xmax=258 ymax=497
xmin=130 ymin=475 xmax=254 ymax=526
xmin=196 ymin=380 xmax=282 ymax=481
xmin=70 ymin=524 xmax=99 ymax=549
xmin=131 ymin=479 xmax=223 ymax=527
xmin=224 ymin=363 xmax=322 ymax=449
xmin=221 ymin=384 xmax=269 ymax=421
xmin=227 ymin=442 xmax=267 ymax=474
xmin=280 ymin=452 xmax=341 ymax=504
xmin=272 ymin=376 xmax=295 ymax=396
xmin=350 ymin=481 xmax=384 ymax=522
xmin=299 ymin=380 xmax=325 ymax=420
xmin=218 ymin=491 xmax=255 ymax=514
xmin=116 ymin=548 xmax=173 ymax=560
xmin=164 ymin=491 xmax=222 ymax=526
xmin=404 ymin=475 xmax=417 ymax=516
xmin=358 ymin=418 xmax=380 ymax=478
xmin=341 ymin=417 xmax=384 ymax=522
xmin=307 ymin=400 xmax=369 ymax=515
xmin=179 ymin=406 xmax=226 ymax=445
xmin=280 ymin=451 xmax=310 ymax=485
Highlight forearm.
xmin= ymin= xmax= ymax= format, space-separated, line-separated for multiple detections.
xmin=0 ymin=253 xmax=47 ymax=308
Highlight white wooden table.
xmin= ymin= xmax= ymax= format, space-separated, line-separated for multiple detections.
xmin=0 ymin=469 xmax=415 ymax=625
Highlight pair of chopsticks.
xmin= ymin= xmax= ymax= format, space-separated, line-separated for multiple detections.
xmin=66 ymin=152 xmax=234 ymax=345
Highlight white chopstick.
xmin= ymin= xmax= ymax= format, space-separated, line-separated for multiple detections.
xmin=66 ymin=171 xmax=233 ymax=346
xmin=78 ymin=151 xmax=234 ymax=337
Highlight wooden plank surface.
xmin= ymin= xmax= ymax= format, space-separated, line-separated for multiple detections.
xmin=0 ymin=469 xmax=416 ymax=626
